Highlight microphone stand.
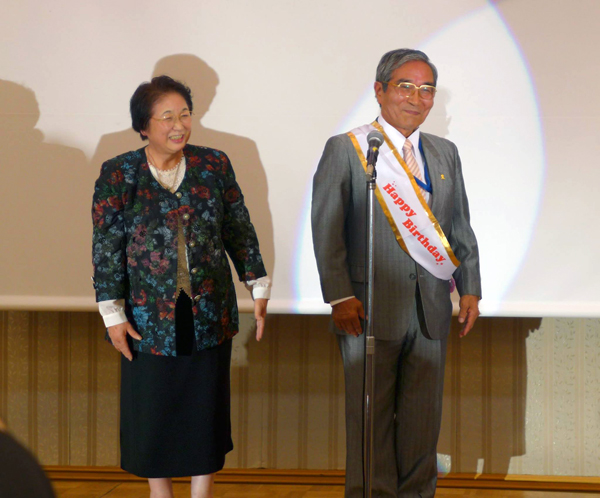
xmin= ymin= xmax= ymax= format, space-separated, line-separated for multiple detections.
xmin=363 ymin=149 xmax=378 ymax=498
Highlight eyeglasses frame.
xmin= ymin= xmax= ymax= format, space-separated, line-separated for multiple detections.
xmin=380 ymin=81 xmax=437 ymax=100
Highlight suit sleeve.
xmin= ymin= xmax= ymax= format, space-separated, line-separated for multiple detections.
xmin=219 ymin=152 xmax=267 ymax=282
xmin=91 ymin=161 xmax=128 ymax=302
xmin=448 ymin=144 xmax=482 ymax=298
xmin=311 ymin=135 xmax=355 ymax=303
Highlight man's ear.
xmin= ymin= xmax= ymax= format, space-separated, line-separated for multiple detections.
xmin=374 ymin=81 xmax=384 ymax=105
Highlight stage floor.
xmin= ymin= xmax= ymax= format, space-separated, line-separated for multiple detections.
xmin=52 ymin=481 xmax=600 ymax=497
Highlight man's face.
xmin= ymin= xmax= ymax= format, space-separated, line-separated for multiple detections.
xmin=374 ymin=60 xmax=435 ymax=137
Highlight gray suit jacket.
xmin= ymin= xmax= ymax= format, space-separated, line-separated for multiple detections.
xmin=311 ymin=131 xmax=481 ymax=340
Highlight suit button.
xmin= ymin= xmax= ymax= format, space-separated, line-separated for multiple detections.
xmin=189 ymin=240 xmax=196 ymax=248
xmin=175 ymin=192 xmax=182 ymax=199
xmin=194 ymin=295 xmax=201 ymax=302
xmin=182 ymin=213 xmax=190 ymax=221
xmin=409 ymin=273 xmax=417 ymax=280
xmin=191 ymin=267 xmax=198 ymax=274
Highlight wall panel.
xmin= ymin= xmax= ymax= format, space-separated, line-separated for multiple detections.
xmin=0 ymin=311 xmax=599 ymax=476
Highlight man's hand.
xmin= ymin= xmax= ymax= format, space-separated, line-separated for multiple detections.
xmin=254 ymin=298 xmax=268 ymax=341
xmin=107 ymin=321 xmax=142 ymax=361
xmin=458 ymin=295 xmax=480 ymax=337
xmin=332 ymin=298 xmax=365 ymax=337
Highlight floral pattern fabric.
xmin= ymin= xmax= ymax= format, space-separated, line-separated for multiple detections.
xmin=92 ymin=144 xmax=267 ymax=356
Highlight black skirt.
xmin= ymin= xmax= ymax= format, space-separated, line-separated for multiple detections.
xmin=120 ymin=293 xmax=233 ymax=478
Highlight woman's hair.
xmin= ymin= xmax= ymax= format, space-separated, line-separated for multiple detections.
xmin=130 ymin=75 xmax=193 ymax=140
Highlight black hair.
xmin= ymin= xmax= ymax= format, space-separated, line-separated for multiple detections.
xmin=130 ymin=75 xmax=193 ymax=140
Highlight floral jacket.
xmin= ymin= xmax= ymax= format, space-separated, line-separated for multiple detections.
xmin=92 ymin=144 xmax=267 ymax=356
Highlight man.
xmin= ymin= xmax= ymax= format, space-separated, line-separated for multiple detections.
xmin=311 ymin=49 xmax=481 ymax=497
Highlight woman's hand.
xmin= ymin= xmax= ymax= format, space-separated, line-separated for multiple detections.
xmin=254 ymin=298 xmax=268 ymax=341
xmin=107 ymin=321 xmax=142 ymax=361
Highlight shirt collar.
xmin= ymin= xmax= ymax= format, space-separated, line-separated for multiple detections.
xmin=378 ymin=114 xmax=421 ymax=152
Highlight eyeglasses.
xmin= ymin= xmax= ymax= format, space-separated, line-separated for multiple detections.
xmin=382 ymin=81 xmax=436 ymax=100
xmin=151 ymin=111 xmax=193 ymax=126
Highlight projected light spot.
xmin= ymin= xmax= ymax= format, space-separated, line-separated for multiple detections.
xmin=294 ymin=4 xmax=545 ymax=315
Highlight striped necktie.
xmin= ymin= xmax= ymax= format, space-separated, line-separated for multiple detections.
xmin=403 ymin=139 xmax=426 ymax=195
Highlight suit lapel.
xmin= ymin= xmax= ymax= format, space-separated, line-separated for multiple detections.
xmin=420 ymin=134 xmax=445 ymax=217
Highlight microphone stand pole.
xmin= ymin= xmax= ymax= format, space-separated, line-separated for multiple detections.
xmin=363 ymin=154 xmax=377 ymax=498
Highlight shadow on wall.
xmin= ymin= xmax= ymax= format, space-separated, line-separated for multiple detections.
xmin=0 ymin=80 xmax=90 ymax=298
xmin=90 ymin=54 xmax=275 ymax=281
xmin=439 ymin=316 xmax=542 ymax=475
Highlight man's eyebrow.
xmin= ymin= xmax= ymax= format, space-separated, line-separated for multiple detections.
xmin=396 ymin=78 xmax=435 ymax=86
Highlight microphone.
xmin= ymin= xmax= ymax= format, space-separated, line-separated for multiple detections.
xmin=366 ymin=130 xmax=384 ymax=177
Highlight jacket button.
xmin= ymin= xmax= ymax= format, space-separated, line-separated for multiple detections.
xmin=409 ymin=273 xmax=417 ymax=280
xmin=182 ymin=213 xmax=190 ymax=221
xmin=191 ymin=267 xmax=198 ymax=274
xmin=175 ymin=192 xmax=182 ymax=199
xmin=194 ymin=295 xmax=201 ymax=302
xmin=189 ymin=240 xmax=196 ymax=248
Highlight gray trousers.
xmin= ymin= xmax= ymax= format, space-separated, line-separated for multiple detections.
xmin=337 ymin=302 xmax=448 ymax=498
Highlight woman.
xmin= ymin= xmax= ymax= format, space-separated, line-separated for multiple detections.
xmin=92 ymin=76 xmax=270 ymax=498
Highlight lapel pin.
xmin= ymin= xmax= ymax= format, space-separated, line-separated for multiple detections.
xmin=440 ymin=174 xmax=445 ymax=180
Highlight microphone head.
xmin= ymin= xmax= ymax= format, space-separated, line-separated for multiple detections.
xmin=367 ymin=130 xmax=384 ymax=146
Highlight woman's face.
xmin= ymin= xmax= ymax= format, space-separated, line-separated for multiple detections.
xmin=142 ymin=92 xmax=192 ymax=156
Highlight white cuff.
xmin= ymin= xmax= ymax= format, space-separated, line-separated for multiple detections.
xmin=330 ymin=295 xmax=355 ymax=307
xmin=98 ymin=299 xmax=127 ymax=327
xmin=102 ymin=310 xmax=128 ymax=328
xmin=252 ymin=285 xmax=271 ymax=300
xmin=245 ymin=276 xmax=272 ymax=300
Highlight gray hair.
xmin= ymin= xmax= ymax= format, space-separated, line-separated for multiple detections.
xmin=376 ymin=49 xmax=438 ymax=91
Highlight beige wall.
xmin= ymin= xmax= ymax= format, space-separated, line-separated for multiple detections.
xmin=1 ymin=311 xmax=599 ymax=476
